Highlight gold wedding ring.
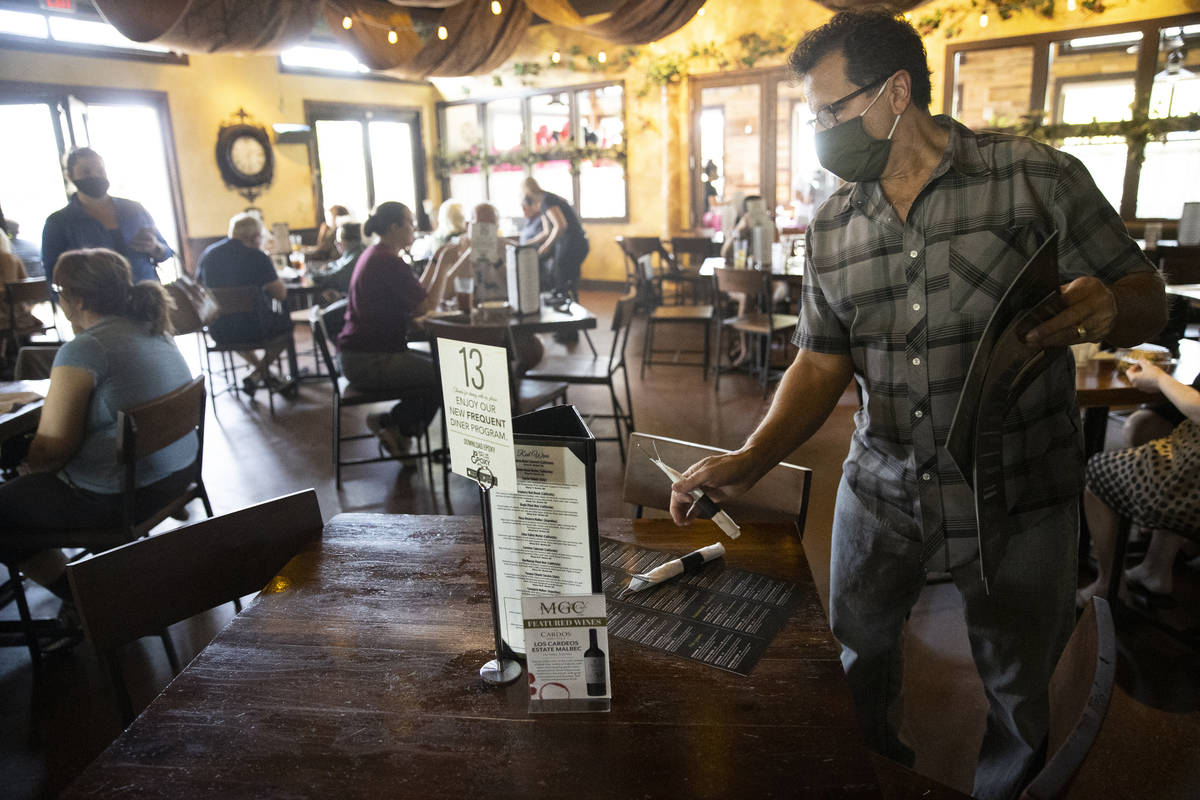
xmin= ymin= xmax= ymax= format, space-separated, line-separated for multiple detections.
xmin=1076 ymin=324 xmax=1088 ymax=340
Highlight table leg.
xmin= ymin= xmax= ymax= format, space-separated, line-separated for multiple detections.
xmin=1079 ymin=405 xmax=1110 ymax=566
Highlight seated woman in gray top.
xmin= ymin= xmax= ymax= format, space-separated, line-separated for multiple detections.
xmin=0 ymin=247 xmax=197 ymax=609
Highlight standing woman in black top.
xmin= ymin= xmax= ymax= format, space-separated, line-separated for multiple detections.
xmin=520 ymin=177 xmax=589 ymax=305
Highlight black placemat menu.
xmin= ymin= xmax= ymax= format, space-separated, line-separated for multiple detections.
xmin=599 ymin=538 xmax=800 ymax=676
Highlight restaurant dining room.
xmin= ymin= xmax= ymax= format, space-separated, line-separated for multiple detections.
xmin=1 ymin=0 xmax=1199 ymax=797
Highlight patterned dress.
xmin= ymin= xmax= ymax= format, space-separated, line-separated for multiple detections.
xmin=1086 ymin=418 xmax=1200 ymax=532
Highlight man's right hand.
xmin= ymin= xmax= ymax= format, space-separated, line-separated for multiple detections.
xmin=669 ymin=449 xmax=765 ymax=526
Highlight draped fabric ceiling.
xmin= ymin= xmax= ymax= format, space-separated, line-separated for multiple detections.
xmin=91 ymin=0 xmax=710 ymax=78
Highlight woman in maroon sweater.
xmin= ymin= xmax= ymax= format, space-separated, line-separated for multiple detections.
xmin=337 ymin=202 xmax=445 ymax=454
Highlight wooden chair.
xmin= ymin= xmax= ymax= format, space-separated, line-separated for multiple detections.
xmin=525 ymin=291 xmax=638 ymax=462
xmin=667 ymin=235 xmax=716 ymax=304
xmin=1 ymin=376 xmax=213 ymax=669
xmin=622 ymin=431 xmax=812 ymax=537
xmin=4 ymin=278 xmax=58 ymax=362
xmin=712 ymin=266 xmax=799 ymax=398
xmin=67 ymin=489 xmax=323 ymax=725
xmin=1019 ymin=596 xmax=1116 ymax=800
xmin=309 ymin=300 xmax=438 ymax=489
xmin=203 ymin=285 xmax=296 ymax=417
xmin=1104 ymin=514 xmax=1199 ymax=649
xmin=616 ymin=235 xmax=669 ymax=311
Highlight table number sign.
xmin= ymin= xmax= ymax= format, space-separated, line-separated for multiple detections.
xmin=521 ymin=593 xmax=611 ymax=713
xmin=437 ymin=338 xmax=518 ymax=491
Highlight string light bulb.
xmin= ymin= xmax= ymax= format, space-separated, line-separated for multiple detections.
xmin=979 ymin=11 xmax=989 ymax=27
xmin=437 ymin=25 xmax=448 ymax=40
xmin=597 ymin=50 xmax=607 ymax=64
xmin=551 ymin=51 xmax=561 ymax=64
xmin=491 ymin=1 xmax=502 ymax=14
xmin=696 ymin=6 xmax=705 ymax=15
xmin=388 ymin=27 xmax=398 ymax=44
xmin=342 ymin=15 xmax=353 ymax=30
xmin=1067 ymin=0 xmax=1077 ymax=9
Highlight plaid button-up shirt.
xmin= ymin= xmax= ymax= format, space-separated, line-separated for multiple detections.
xmin=795 ymin=116 xmax=1156 ymax=569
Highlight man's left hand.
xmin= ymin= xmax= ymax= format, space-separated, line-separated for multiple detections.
xmin=1023 ymin=276 xmax=1117 ymax=347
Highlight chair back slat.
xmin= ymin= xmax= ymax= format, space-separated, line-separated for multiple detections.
xmin=714 ymin=265 xmax=770 ymax=300
xmin=670 ymin=236 xmax=714 ymax=269
xmin=622 ymin=432 xmax=812 ymax=536
xmin=608 ymin=291 xmax=638 ymax=369
xmin=208 ymin=285 xmax=261 ymax=316
xmin=311 ymin=304 xmax=342 ymax=387
xmin=6 ymin=278 xmax=51 ymax=305
xmin=67 ymin=490 xmax=323 ymax=653
xmin=117 ymin=376 xmax=206 ymax=461
xmin=425 ymin=318 xmax=519 ymax=405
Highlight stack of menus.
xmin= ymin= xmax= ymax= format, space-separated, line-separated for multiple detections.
xmin=484 ymin=405 xmax=602 ymax=659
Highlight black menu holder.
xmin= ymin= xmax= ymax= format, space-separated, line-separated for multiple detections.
xmin=946 ymin=231 xmax=1068 ymax=592
xmin=480 ymin=404 xmax=602 ymax=660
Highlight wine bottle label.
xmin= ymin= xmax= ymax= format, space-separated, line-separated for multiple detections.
xmin=584 ymin=656 xmax=605 ymax=685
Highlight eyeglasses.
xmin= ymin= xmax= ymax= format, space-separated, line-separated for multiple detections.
xmin=810 ymin=77 xmax=888 ymax=130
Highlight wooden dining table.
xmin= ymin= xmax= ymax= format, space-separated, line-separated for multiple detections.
xmin=0 ymin=378 xmax=50 ymax=442
xmin=1075 ymin=338 xmax=1200 ymax=458
xmin=63 ymin=513 xmax=965 ymax=799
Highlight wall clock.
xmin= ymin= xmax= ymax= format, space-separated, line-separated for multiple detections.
xmin=216 ymin=108 xmax=274 ymax=202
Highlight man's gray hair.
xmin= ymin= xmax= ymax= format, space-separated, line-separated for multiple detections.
xmin=229 ymin=212 xmax=262 ymax=241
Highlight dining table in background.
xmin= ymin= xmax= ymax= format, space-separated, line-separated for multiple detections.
xmin=0 ymin=379 xmax=50 ymax=443
xmin=63 ymin=513 xmax=966 ymax=799
xmin=1075 ymin=338 xmax=1200 ymax=459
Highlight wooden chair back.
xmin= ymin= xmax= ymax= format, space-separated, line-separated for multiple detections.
xmin=5 ymin=277 xmax=51 ymax=306
xmin=714 ymin=265 xmax=770 ymax=308
xmin=622 ymin=432 xmax=812 ymax=537
xmin=1158 ymin=246 xmax=1200 ymax=285
xmin=1019 ymin=596 xmax=1116 ymax=800
xmin=616 ymin=236 xmax=670 ymax=308
xmin=67 ymin=490 xmax=323 ymax=722
xmin=115 ymin=375 xmax=208 ymax=538
xmin=310 ymin=301 xmax=344 ymax=387
xmin=424 ymin=317 xmax=514 ymax=387
xmin=208 ymin=285 xmax=261 ymax=316
xmin=607 ymin=291 xmax=638 ymax=370
xmin=670 ymin=236 xmax=714 ymax=269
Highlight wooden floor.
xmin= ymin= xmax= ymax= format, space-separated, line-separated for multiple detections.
xmin=2 ymin=288 xmax=1198 ymax=798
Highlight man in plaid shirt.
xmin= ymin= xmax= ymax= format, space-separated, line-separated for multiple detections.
xmin=672 ymin=11 xmax=1165 ymax=800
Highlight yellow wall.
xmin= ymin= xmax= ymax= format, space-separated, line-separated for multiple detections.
xmin=1 ymin=0 xmax=1196 ymax=283
xmin=0 ymin=46 xmax=440 ymax=244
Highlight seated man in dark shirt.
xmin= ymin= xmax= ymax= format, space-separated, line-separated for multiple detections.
xmin=196 ymin=213 xmax=294 ymax=395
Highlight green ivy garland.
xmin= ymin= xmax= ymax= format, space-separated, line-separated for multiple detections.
xmin=506 ymin=31 xmax=793 ymax=97
xmin=991 ymin=112 xmax=1200 ymax=145
xmin=435 ymin=143 xmax=628 ymax=179
xmin=914 ymin=0 xmax=1106 ymax=39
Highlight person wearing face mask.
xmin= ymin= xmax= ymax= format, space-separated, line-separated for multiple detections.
xmin=668 ymin=12 xmax=1165 ymax=800
xmin=41 ymin=148 xmax=173 ymax=292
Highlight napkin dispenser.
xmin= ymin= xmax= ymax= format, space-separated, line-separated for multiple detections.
xmin=507 ymin=243 xmax=541 ymax=316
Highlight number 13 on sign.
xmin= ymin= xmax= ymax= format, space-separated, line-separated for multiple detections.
xmin=436 ymin=338 xmax=518 ymax=491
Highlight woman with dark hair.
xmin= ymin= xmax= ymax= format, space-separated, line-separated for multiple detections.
xmin=308 ymin=204 xmax=350 ymax=262
xmin=41 ymin=148 xmax=173 ymax=290
xmin=338 ymin=201 xmax=449 ymax=455
xmin=0 ymin=248 xmax=197 ymax=621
